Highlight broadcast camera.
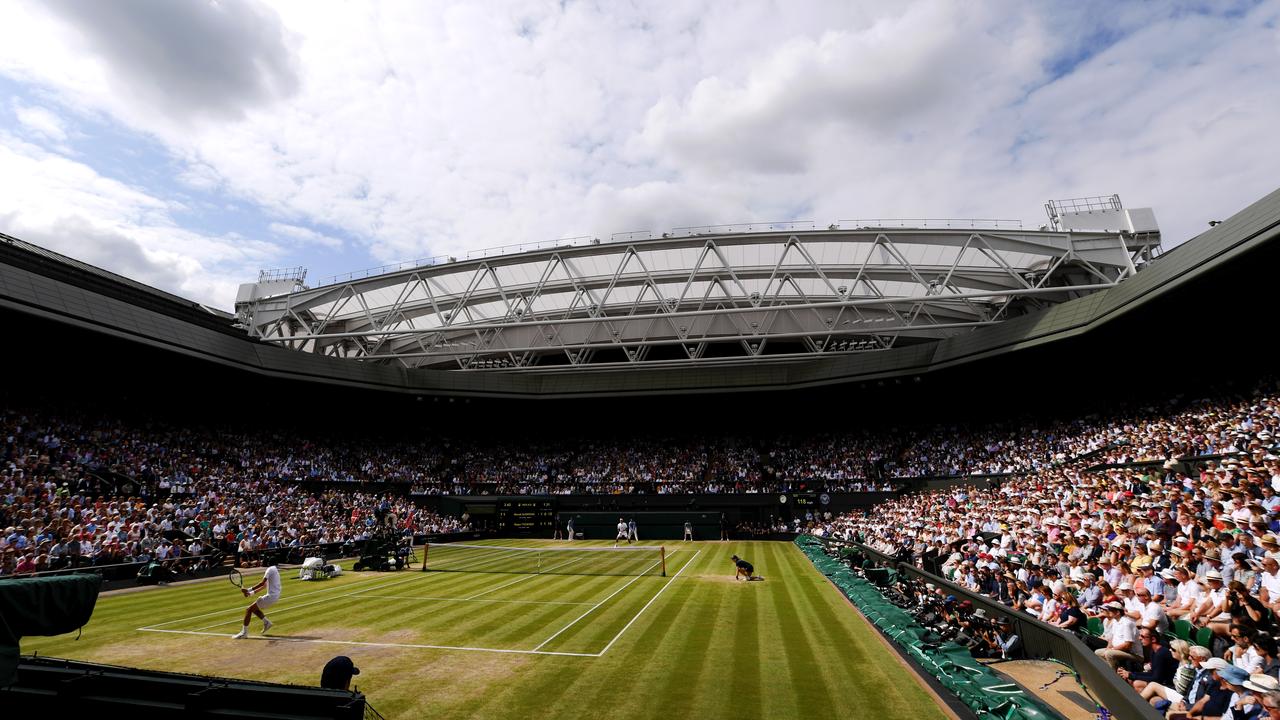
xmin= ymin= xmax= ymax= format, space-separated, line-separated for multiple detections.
xmin=353 ymin=503 xmax=407 ymax=571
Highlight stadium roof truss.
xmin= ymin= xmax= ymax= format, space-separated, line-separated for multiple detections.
xmin=236 ymin=227 xmax=1159 ymax=372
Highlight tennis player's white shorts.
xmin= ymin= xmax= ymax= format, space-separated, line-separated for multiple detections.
xmin=616 ymin=532 xmax=628 ymax=539
xmin=256 ymin=593 xmax=280 ymax=610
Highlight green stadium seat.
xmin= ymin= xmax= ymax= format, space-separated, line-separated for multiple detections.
xmin=1173 ymin=619 xmax=1193 ymax=641
xmin=1087 ymin=617 xmax=1104 ymax=636
xmin=1195 ymin=626 xmax=1214 ymax=649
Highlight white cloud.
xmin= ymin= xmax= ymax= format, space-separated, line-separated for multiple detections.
xmin=0 ymin=133 xmax=282 ymax=307
xmin=0 ymin=0 xmax=1277 ymax=311
xmin=13 ymin=102 xmax=69 ymax=143
xmin=268 ymin=222 xmax=344 ymax=250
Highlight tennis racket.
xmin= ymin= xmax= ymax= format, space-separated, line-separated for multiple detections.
xmin=229 ymin=569 xmax=244 ymax=590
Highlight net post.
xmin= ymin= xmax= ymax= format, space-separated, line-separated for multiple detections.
xmin=661 ymin=546 xmax=667 ymax=577
xmin=421 ymin=542 xmax=429 ymax=572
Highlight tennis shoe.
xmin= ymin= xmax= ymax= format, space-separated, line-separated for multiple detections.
xmin=231 ymin=630 xmax=247 ymax=639
xmin=262 ymin=618 xmax=273 ymax=634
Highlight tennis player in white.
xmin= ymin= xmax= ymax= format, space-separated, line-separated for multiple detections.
xmin=614 ymin=518 xmax=629 ymax=547
xmin=232 ymin=564 xmax=281 ymax=638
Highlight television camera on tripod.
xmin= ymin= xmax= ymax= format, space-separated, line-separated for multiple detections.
xmin=352 ymin=502 xmax=415 ymax=572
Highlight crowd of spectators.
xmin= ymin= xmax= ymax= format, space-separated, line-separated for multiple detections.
xmin=0 ymin=407 xmax=469 ymax=578
xmin=811 ymin=383 xmax=1280 ymax=717
xmin=12 ymin=373 xmax=1280 ymax=716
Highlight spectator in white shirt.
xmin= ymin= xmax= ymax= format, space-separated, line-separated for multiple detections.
xmin=1135 ymin=587 xmax=1169 ymax=635
xmin=1096 ymin=601 xmax=1141 ymax=669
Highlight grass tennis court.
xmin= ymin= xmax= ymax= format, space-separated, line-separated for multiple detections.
xmin=23 ymin=540 xmax=950 ymax=719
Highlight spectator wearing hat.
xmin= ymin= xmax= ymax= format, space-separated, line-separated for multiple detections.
xmin=1214 ymin=664 xmax=1264 ymax=720
xmin=1161 ymin=567 xmax=1183 ymax=606
xmin=320 ymin=655 xmax=360 ymax=691
xmin=991 ymin=616 xmax=1022 ymax=660
xmin=1099 ymin=557 xmax=1123 ymax=589
xmin=1192 ymin=570 xmax=1233 ymax=637
xmin=1249 ymin=676 xmax=1280 ymax=712
xmin=1183 ymin=657 xmax=1236 ymax=718
xmin=1096 ymin=601 xmax=1141 ymax=669
xmin=1078 ymin=573 xmax=1102 ymax=612
xmin=1119 ymin=581 xmax=1144 ymax=620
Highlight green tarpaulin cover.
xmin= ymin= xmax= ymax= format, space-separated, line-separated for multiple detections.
xmin=795 ymin=536 xmax=1055 ymax=720
xmin=0 ymin=574 xmax=102 ymax=685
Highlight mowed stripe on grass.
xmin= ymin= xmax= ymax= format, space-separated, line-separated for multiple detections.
xmin=21 ymin=540 xmax=948 ymax=720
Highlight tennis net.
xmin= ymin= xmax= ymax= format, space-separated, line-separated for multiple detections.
xmin=422 ymin=543 xmax=667 ymax=577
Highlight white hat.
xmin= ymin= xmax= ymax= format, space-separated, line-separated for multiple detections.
xmin=1244 ymin=673 xmax=1280 ymax=692
xmin=1206 ymin=570 xmax=1224 ymax=581
xmin=1201 ymin=657 xmax=1230 ymax=671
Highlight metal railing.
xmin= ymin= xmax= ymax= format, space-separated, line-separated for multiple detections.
xmin=317 ymin=236 xmax=601 ymax=286
xmin=1047 ymin=195 xmax=1123 ymax=215
xmin=669 ymin=220 xmax=817 ymax=235
xmin=258 ymin=267 xmax=307 ymax=283
xmin=838 ymin=218 xmax=1025 ymax=230
xmin=312 ymin=215 xmax=1038 ymax=289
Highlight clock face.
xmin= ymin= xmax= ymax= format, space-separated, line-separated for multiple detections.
xmin=819 ymin=493 xmax=831 ymax=505
xmin=779 ymin=494 xmax=787 ymax=504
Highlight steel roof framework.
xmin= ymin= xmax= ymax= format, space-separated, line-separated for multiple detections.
xmin=236 ymin=228 xmax=1158 ymax=371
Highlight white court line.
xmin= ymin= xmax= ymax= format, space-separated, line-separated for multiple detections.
xmin=361 ymin=594 xmax=595 ymax=606
xmin=138 ymin=547 xmax=697 ymax=658
xmin=190 ymin=571 xmax=433 ymax=632
xmin=530 ymin=548 xmax=680 ymax=652
xmin=593 ymin=549 xmax=702 ymax=656
xmin=136 ymin=628 xmax=597 ymax=657
xmin=137 ymin=572 xmax=410 ymax=630
xmin=185 ymin=550 xmax=588 ymax=632
xmin=140 ymin=544 xmax=568 ymax=632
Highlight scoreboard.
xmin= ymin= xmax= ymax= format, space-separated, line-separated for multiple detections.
xmin=792 ymin=493 xmax=819 ymax=508
xmin=496 ymin=500 xmax=554 ymax=534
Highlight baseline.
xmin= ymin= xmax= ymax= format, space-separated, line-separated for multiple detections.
xmin=135 ymin=628 xmax=596 ymax=658
xmin=188 ymin=571 xmax=433 ymax=632
xmin=137 ymin=571 xmax=415 ymax=631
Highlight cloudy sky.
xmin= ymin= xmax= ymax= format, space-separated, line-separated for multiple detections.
xmin=1 ymin=0 xmax=1276 ymax=310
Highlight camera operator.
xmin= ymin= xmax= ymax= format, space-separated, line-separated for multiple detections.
xmin=991 ymin=617 xmax=1023 ymax=659
xmin=959 ymin=607 xmax=995 ymax=656
xmin=965 ymin=610 xmax=1021 ymax=660
xmin=936 ymin=595 xmax=965 ymax=635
